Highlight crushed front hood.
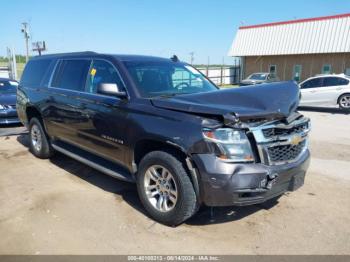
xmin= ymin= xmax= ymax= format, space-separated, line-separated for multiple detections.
xmin=151 ymin=81 xmax=299 ymax=121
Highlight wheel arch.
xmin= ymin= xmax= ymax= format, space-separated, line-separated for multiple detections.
xmin=133 ymin=139 xmax=188 ymax=167
xmin=26 ymin=105 xmax=42 ymax=123
xmin=133 ymin=138 xmax=201 ymax=203
xmin=337 ymin=93 xmax=350 ymax=104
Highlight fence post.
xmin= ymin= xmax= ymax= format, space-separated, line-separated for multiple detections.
xmin=220 ymin=66 xmax=223 ymax=85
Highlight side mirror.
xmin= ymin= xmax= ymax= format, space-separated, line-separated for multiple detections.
xmin=97 ymin=83 xmax=127 ymax=98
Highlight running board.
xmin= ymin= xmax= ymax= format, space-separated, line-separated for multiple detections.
xmin=51 ymin=143 xmax=134 ymax=183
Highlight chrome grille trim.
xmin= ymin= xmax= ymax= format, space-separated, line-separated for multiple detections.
xmin=1 ymin=105 xmax=16 ymax=110
xmin=250 ymin=117 xmax=310 ymax=165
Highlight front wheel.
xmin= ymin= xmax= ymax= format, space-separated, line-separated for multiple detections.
xmin=339 ymin=94 xmax=350 ymax=110
xmin=136 ymin=151 xmax=198 ymax=226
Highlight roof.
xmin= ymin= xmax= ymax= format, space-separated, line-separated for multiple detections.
xmin=33 ymin=52 xmax=174 ymax=62
xmin=229 ymin=13 xmax=350 ymax=56
xmin=308 ymin=73 xmax=350 ymax=79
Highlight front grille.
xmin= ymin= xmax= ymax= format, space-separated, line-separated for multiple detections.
xmin=262 ymin=123 xmax=309 ymax=138
xmin=251 ymin=117 xmax=310 ymax=165
xmin=267 ymin=140 xmax=306 ymax=163
xmin=3 ymin=105 xmax=16 ymax=110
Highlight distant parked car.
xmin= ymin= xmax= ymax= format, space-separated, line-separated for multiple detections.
xmin=299 ymin=74 xmax=350 ymax=110
xmin=240 ymin=73 xmax=280 ymax=86
xmin=0 ymin=78 xmax=19 ymax=125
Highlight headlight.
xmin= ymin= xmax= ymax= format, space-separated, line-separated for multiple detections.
xmin=0 ymin=104 xmax=4 ymax=110
xmin=203 ymin=128 xmax=254 ymax=162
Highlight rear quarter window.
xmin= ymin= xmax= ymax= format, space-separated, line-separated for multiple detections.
xmin=20 ymin=59 xmax=53 ymax=88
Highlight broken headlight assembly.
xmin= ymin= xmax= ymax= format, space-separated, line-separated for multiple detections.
xmin=203 ymin=128 xmax=254 ymax=162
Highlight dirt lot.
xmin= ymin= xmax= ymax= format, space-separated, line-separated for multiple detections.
xmin=0 ymin=109 xmax=350 ymax=255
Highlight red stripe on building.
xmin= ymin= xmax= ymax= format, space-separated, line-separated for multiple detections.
xmin=239 ymin=13 xmax=350 ymax=30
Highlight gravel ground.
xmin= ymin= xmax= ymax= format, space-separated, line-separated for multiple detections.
xmin=0 ymin=109 xmax=349 ymax=255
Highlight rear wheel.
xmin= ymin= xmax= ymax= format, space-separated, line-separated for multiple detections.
xmin=136 ymin=151 xmax=198 ymax=226
xmin=29 ymin=117 xmax=54 ymax=159
xmin=338 ymin=94 xmax=350 ymax=110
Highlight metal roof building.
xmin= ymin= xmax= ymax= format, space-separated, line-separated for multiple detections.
xmin=229 ymin=13 xmax=350 ymax=81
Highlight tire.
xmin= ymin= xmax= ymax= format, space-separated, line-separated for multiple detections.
xmin=28 ymin=117 xmax=54 ymax=159
xmin=338 ymin=94 xmax=350 ymax=110
xmin=136 ymin=151 xmax=198 ymax=226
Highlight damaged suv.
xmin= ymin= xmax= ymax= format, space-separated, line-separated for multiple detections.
xmin=17 ymin=52 xmax=310 ymax=225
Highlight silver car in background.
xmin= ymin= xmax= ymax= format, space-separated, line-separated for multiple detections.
xmin=299 ymin=74 xmax=350 ymax=110
xmin=240 ymin=72 xmax=280 ymax=86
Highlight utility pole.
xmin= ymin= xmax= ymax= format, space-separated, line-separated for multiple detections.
xmin=189 ymin=52 xmax=194 ymax=65
xmin=206 ymin=56 xmax=210 ymax=76
xmin=21 ymin=22 xmax=30 ymax=63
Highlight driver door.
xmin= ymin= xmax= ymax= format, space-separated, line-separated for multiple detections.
xmin=76 ymin=59 xmax=129 ymax=166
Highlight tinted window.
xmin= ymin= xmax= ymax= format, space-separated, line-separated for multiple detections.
xmin=20 ymin=59 xmax=52 ymax=87
xmin=323 ymin=77 xmax=338 ymax=87
xmin=339 ymin=78 xmax=349 ymax=85
xmin=248 ymin=73 xmax=267 ymax=80
xmin=52 ymin=60 xmax=91 ymax=91
xmin=301 ymin=78 xmax=323 ymax=89
xmin=86 ymin=60 xmax=124 ymax=94
xmin=323 ymin=77 xmax=349 ymax=87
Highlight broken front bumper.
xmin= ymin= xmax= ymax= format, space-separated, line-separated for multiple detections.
xmin=192 ymin=150 xmax=310 ymax=207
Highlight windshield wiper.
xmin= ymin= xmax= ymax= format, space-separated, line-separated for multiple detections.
xmin=156 ymin=92 xmax=191 ymax=98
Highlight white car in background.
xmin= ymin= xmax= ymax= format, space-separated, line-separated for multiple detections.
xmin=299 ymin=74 xmax=350 ymax=110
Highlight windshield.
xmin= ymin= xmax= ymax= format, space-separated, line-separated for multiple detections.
xmin=248 ymin=73 xmax=268 ymax=81
xmin=0 ymin=80 xmax=18 ymax=94
xmin=124 ymin=61 xmax=218 ymax=98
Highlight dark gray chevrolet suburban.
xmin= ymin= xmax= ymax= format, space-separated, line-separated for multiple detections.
xmin=17 ymin=52 xmax=310 ymax=225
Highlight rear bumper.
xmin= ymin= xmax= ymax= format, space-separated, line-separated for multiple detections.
xmin=192 ymin=150 xmax=310 ymax=206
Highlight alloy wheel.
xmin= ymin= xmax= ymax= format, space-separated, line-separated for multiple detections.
xmin=31 ymin=124 xmax=42 ymax=152
xmin=340 ymin=95 xmax=350 ymax=109
xmin=144 ymin=165 xmax=178 ymax=212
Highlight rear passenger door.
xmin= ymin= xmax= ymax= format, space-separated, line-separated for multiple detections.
xmin=321 ymin=77 xmax=349 ymax=105
xmin=46 ymin=59 xmax=91 ymax=145
xmin=76 ymin=59 xmax=129 ymax=166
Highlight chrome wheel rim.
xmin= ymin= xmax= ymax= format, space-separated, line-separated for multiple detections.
xmin=340 ymin=95 xmax=350 ymax=108
xmin=31 ymin=124 xmax=42 ymax=152
xmin=144 ymin=165 xmax=178 ymax=212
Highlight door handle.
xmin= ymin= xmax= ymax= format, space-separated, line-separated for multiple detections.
xmin=336 ymin=87 xmax=342 ymax=91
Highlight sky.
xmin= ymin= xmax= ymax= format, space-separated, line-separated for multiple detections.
xmin=1 ymin=0 xmax=349 ymax=64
